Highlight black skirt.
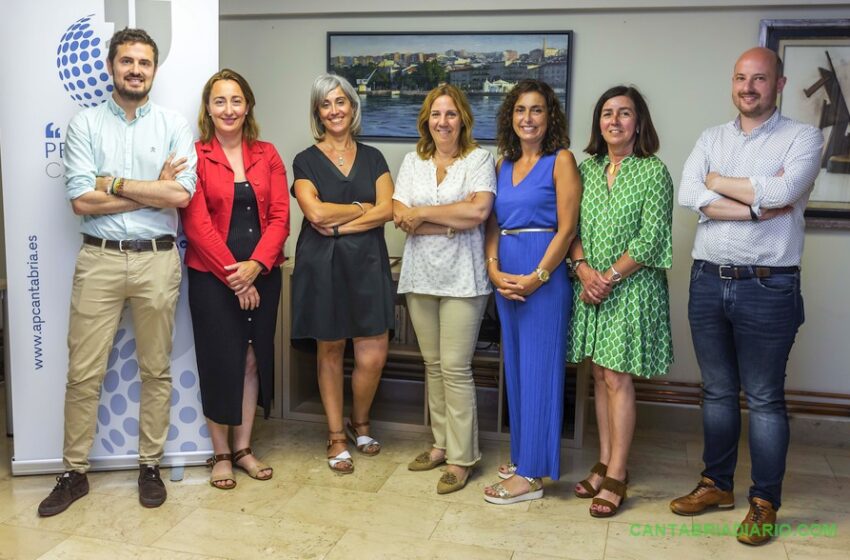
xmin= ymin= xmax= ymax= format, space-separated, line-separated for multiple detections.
xmin=188 ymin=267 xmax=281 ymax=425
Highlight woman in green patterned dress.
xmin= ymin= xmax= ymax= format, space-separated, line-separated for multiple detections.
xmin=567 ymin=86 xmax=673 ymax=518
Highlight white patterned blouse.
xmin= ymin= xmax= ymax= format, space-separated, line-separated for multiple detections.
xmin=393 ymin=147 xmax=497 ymax=297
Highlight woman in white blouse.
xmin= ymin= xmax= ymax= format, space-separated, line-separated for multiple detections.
xmin=393 ymin=84 xmax=496 ymax=494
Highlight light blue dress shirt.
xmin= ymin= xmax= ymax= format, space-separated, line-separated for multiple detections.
xmin=64 ymin=96 xmax=197 ymax=240
xmin=678 ymin=110 xmax=823 ymax=266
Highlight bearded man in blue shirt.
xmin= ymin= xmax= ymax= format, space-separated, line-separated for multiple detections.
xmin=38 ymin=27 xmax=197 ymax=517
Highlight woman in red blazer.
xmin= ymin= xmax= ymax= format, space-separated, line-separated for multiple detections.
xmin=181 ymin=69 xmax=289 ymax=490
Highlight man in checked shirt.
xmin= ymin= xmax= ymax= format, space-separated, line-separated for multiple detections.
xmin=670 ymin=47 xmax=823 ymax=546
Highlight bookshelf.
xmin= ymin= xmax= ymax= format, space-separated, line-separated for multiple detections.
xmin=277 ymin=260 xmax=588 ymax=448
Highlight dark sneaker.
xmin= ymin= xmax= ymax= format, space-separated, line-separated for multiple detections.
xmin=138 ymin=465 xmax=167 ymax=508
xmin=670 ymin=476 xmax=735 ymax=515
xmin=737 ymin=497 xmax=778 ymax=546
xmin=38 ymin=471 xmax=89 ymax=517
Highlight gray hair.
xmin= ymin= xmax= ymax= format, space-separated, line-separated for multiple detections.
xmin=309 ymin=73 xmax=362 ymax=140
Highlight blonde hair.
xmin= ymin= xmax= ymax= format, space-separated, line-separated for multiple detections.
xmin=416 ymin=84 xmax=477 ymax=160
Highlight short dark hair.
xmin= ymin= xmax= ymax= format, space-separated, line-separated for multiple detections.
xmin=584 ymin=85 xmax=659 ymax=158
xmin=108 ymin=28 xmax=159 ymax=67
xmin=496 ymin=80 xmax=569 ymax=162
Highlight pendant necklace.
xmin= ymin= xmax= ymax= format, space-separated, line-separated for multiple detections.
xmin=608 ymin=154 xmax=629 ymax=177
xmin=329 ymin=143 xmax=352 ymax=167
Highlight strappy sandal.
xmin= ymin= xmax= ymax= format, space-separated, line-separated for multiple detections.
xmin=206 ymin=453 xmax=236 ymax=490
xmin=483 ymin=476 xmax=543 ymax=505
xmin=574 ymin=462 xmax=607 ymax=498
xmin=344 ymin=419 xmax=381 ymax=456
xmin=232 ymin=447 xmax=273 ymax=481
xmin=327 ymin=432 xmax=354 ymax=474
xmin=498 ymin=462 xmax=517 ymax=480
xmin=590 ymin=476 xmax=628 ymax=518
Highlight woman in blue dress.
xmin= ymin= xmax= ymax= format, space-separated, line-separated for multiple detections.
xmin=483 ymin=80 xmax=581 ymax=504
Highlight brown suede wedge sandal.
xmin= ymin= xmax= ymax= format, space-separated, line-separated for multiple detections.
xmin=206 ymin=453 xmax=236 ymax=490
xmin=574 ymin=462 xmax=608 ymax=498
xmin=590 ymin=476 xmax=628 ymax=518
xmin=232 ymin=447 xmax=273 ymax=481
xmin=575 ymin=464 xmax=630 ymax=498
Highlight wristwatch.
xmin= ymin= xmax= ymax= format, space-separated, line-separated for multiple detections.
xmin=571 ymin=258 xmax=587 ymax=273
xmin=609 ymin=266 xmax=623 ymax=283
xmin=535 ymin=267 xmax=550 ymax=283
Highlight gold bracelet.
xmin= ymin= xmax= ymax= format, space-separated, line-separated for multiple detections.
xmin=113 ymin=177 xmax=125 ymax=196
xmin=486 ymin=256 xmax=499 ymax=264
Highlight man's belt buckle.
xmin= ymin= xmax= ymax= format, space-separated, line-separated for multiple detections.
xmin=118 ymin=239 xmax=143 ymax=252
xmin=718 ymin=265 xmax=735 ymax=280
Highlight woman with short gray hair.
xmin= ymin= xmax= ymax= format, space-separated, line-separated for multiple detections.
xmin=291 ymin=73 xmax=395 ymax=474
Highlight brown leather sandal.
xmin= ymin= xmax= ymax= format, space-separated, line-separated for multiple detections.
xmin=232 ymin=447 xmax=273 ymax=481
xmin=590 ymin=476 xmax=628 ymax=518
xmin=574 ymin=462 xmax=607 ymax=498
xmin=327 ymin=432 xmax=354 ymax=474
xmin=344 ymin=419 xmax=381 ymax=456
xmin=206 ymin=453 xmax=236 ymax=490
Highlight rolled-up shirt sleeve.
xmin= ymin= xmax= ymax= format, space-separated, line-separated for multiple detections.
xmin=750 ymin=125 xmax=824 ymax=210
xmin=64 ymin=113 xmax=96 ymax=201
xmin=678 ymin=131 xmax=722 ymax=222
xmin=170 ymin=117 xmax=198 ymax=197
xmin=628 ymin=161 xmax=673 ymax=269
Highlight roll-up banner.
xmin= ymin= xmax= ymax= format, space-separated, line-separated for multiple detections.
xmin=0 ymin=0 xmax=218 ymax=474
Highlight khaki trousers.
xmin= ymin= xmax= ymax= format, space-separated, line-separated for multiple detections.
xmin=63 ymin=243 xmax=181 ymax=472
xmin=405 ymin=293 xmax=488 ymax=466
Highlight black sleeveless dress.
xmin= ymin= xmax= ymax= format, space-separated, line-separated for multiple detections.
xmin=188 ymin=181 xmax=282 ymax=424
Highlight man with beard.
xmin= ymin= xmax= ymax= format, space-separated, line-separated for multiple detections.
xmin=671 ymin=47 xmax=822 ymax=545
xmin=38 ymin=28 xmax=196 ymax=517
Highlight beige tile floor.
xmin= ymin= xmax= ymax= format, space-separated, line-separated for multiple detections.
xmin=0 ymin=401 xmax=847 ymax=559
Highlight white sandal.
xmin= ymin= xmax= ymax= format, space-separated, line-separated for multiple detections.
xmin=484 ymin=476 xmax=543 ymax=505
xmin=498 ymin=462 xmax=518 ymax=480
xmin=345 ymin=419 xmax=381 ymax=456
xmin=327 ymin=433 xmax=354 ymax=474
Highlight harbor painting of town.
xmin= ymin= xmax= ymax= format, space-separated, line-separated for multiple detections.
xmin=327 ymin=31 xmax=572 ymax=141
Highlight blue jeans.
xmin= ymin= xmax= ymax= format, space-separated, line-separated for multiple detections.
xmin=688 ymin=260 xmax=804 ymax=510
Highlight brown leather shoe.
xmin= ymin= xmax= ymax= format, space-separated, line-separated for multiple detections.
xmin=138 ymin=465 xmax=167 ymax=508
xmin=38 ymin=471 xmax=89 ymax=517
xmin=670 ymin=476 xmax=734 ymax=516
xmin=737 ymin=497 xmax=777 ymax=546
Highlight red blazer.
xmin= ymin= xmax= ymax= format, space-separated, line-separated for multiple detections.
xmin=181 ymin=137 xmax=290 ymax=285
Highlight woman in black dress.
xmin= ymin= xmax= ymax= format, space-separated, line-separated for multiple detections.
xmin=291 ymin=74 xmax=394 ymax=474
xmin=182 ymin=69 xmax=289 ymax=489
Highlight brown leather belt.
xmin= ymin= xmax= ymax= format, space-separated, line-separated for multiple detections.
xmin=83 ymin=234 xmax=175 ymax=252
xmin=700 ymin=261 xmax=798 ymax=280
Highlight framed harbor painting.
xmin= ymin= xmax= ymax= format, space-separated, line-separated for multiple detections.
xmin=761 ymin=19 xmax=850 ymax=228
xmin=327 ymin=31 xmax=573 ymax=142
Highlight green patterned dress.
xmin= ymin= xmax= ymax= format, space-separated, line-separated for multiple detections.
xmin=567 ymin=154 xmax=673 ymax=377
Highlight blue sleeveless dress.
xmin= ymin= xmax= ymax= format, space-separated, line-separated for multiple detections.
xmin=494 ymin=152 xmax=572 ymax=480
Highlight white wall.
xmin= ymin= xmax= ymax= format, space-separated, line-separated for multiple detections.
xmin=220 ymin=3 xmax=850 ymax=393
